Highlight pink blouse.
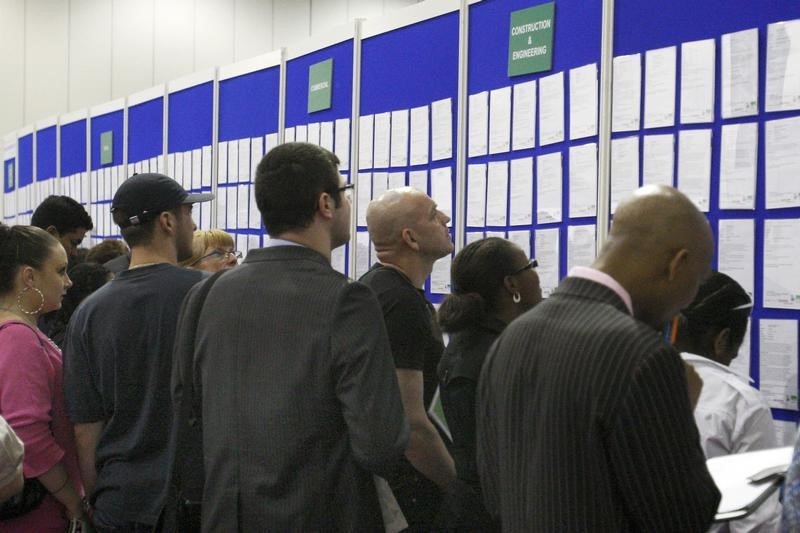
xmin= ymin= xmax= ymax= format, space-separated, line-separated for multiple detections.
xmin=0 ymin=320 xmax=82 ymax=532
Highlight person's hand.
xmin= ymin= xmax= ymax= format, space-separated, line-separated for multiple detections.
xmin=684 ymin=361 xmax=703 ymax=410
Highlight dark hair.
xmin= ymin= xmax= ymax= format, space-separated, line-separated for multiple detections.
xmin=31 ymin=195 xmax=94 ymax=234
xmin=438 ymin=237 xmax=521 ymax=333
xmin=681 ymin=271 xmax=752 ymax=353
xmin=49 ymin=263 xmax=111 ymax=349
xmin=0 ymin=224 xmax=62 ymax=294
xmin=113 ymin=206 xmax=181 ymax=247
xmin=255 ymin=142 xmax=342 ymax=236
xmin=86 ymin=239 xmax=129 ymax=264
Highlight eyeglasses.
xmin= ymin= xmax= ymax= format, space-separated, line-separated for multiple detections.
xmin=337 ymin=183 xmax=354 ymax=199
xmin=192 ymin=249 xmax=242 ymax=264
xmin=509 ymin=259 xmax=538 ymax=276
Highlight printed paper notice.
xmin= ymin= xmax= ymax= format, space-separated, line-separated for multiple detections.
xmin=759 ymin=319 xmax=798 ymax=409
xmin=536 ymin=151 xmax=562 ymax=223
xmin=644 ymin=46 xmax=676 ymax=128
xmin=431 ymin=98 xmax=453 ymax=161
xmin=509 ymin=157 xmax=533 ymax=225
xmin=719 ymin=122 xmax=757 ymax=210
xmin=681 ymin=38 xmax=715 ymax=124
xmin=468 ymin=92 xmax=489 ymax=157
xmin=612 ymin=53 xmax=641 ymax=132
xmin=359 ymin=115 xmax=374 ymax=170
xmin=512 ymin=80 xmax=536 ymax=150
xmin=642 ymin=134 xmax=674 ymax=186
xmin=763 ymin=218 xmax=800 ymax=309
xmin=390 ymin=109 xmax=409 ymax=167
xmin=718 ymin=218 xmax=755 ymax=299
xmin=489 ymin=86 xmax=512 ymax=154
xmin=722 ymin=28 xmax=759 ymax=118
xmin=335 ymin=118 xmax=350 ymax=170
xmin=430 ymin=166 xmax=453 ymax=222
xmin=373 ymin=112 xmax=391 ymax=168
xmin=357 ymin=173 xmax=371 ymax=226
xmin=486 ymin=161 xmax=508 ymax=226
xmin=677 ymin=129 xmax=712 ymax=212
xmin=467 ymin=164 xmax=487 ymax=226
xmin=431 ymin=255 xmax=452 ymax=294
xmin=508 ymin=230 xmax=531 ymax=257
xmin=535 ymin=228 xmax=560 ymax=297
xmin=539 ymin=71 xmax=565 ymax=145
xmin=567 ymin=224 xmax=596 ymax=273
xmin=611 ymin=136 xmax=639 ymax=214
xmin=410 ymin=105 xmax=429 ymax=165
xmin=765 ymin=115 xmax=800 ymax=209
xmin=569 ymin=63 xmax=598 ymax=140
xmin=568 ymin=143 xmax=597 ymax=218
xmin=766 ymin=19 xmax=800 ymax=112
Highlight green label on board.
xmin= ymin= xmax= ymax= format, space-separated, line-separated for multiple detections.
xmin=100 ymin=130 xmax=113 ymax=165
xmin=507 ymin=2 xmax=555 ymax=77
xmin=308 ymin=58 xmax=334 ymax=113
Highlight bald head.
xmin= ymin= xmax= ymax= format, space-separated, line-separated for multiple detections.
xmin=597 ymin=185 xmax=714 ymax=328
xmin=366 ymin=187 xmax=427 ymax=248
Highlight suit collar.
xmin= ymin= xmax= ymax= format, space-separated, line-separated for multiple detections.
xmin=554 ymin=276 xmax=632 ymax=316
xmin=243 ymin=245 xmax=331 ymax=267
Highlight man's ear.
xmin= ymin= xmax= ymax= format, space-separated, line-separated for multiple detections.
xmin=158 ymin=211 xmax=175 ymax=235
xmin=317 ymin=192 xmax=335 ymax=220
xmin=45 ymin=225 xmax=60 ymax=238
xmin=667 ymin=248 xmax=689 ymax=282
xmin=401 ymin=228 xmax=419 ymax=251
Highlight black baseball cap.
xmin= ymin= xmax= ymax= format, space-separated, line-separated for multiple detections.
xmin=111 ymin=173 xmax=213 ymax=228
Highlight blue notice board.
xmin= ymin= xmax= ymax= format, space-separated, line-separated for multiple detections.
xmin=128 ymin=97 xmax=164 ymax=165
xmin=36 ymin=126 xmax=57 ymax=182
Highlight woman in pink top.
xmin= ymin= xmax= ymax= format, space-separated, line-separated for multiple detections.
xmin=0 ymin=224 xmax=86 ymax=531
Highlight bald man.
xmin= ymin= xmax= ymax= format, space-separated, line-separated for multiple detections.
xmin=360 ymin=187 xmax=456 ymax=529
xmin=477 ymin=185 xmax=721 ymax=532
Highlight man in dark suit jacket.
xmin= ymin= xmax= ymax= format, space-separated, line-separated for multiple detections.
xmin=171 ymin=142 xmax=409 ymax=531
xmin=477 ymin=185 xmax=721 ymax=532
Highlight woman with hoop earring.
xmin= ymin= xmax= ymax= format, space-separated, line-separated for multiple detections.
xmin=0 ymin=224 xmax=87 ymax=531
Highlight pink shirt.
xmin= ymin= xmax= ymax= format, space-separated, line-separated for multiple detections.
xmin=568 ymin=266 xmax=634 ymax=315
xmin=0 ymin=320 xmax=82 ymax=532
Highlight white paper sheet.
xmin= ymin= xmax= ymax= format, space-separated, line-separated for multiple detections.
xmin=465 ymin=232 xmax=484 ymax=245
xmin=191 ymin=149 xmax=202 ymax=191
xmin=409 ymin=169 xmax=428 ymax=194
xmin=535 ymin=228 xmax=560 ymax=298
xmin=766 ymin=19 xmax=800 ymax=112
xmin=355 ymin=231 xmax=371 ymax=278
xmin=307 ymin=122 xmax=320 ymax=146
xmin=388 ymin=172 xmax=405 ymax=190
xmin=569 ymin=63 xmax=598 ymax=140
xmin=512 ymin=80 xmax=536 ymax=150
xmin=759 ymin=319 xmax=799 ymax=409
xmin=467 ymin=163 xmax=487 ymax=227
xmin=247 ymin=235 xmax=261 ymax=254
xmin=373 ymin=112 xmax=391 ymax=168
xmin=536 ymin=152 xmax=562 ymax=223
xmin=334 ymin=118 xmax=350 ymax=171
xmin=719 ymin=122 xmax=758 ymax=210
xmin=265 ymin=133 xmax=279 ymax=156
xmin=486 ymin=161 xmax=508 ymax=226
xmin=681 ymin=38 xmax=716 ymax=124
xmin=677 ymin=129 xmax=712 ymax=212
xmin=431 ymin=255 xmax=452 ymax=294
xmin=718 ymin=218 xmax=755 ymax=299
xmin=773 ymin=420 xmax=798 ymax=447
xmin=430 ymin=166 xmax=453 ymax=222
xmin=569 ymin=143 xmax=597 ymax=218
xmin=331 ymin=244 xmax=346 ymax=275
xmin=765 ymin=115 xmax=800 ymax=209
xmin=509 ymin=157 xmax=533 ymax=226
xmin=489 ymin=86 xmax=512 ymax=154
xmin=642 ymin=134 xmax=674 ymax=187
xmin=249 ymin=181 xmax=260 ymax=229
xmin=644 ymin=46 xmax=677 ymax=128
xmin=611 ymin=136 xmax=639 ymax=214
xmin=227 ymin=186 xmax=238 ymax=230
xmin=539 ymin=72 xmax=565 ymax=146
xmin=567 ymin=224 xmax=596 ymax=272
xmin=507 ymin=230 xmax=531 ymax=258
xmin=295 ymin=125 xmax=308 ymax=143
xmin=357 ymin=172 xmax=371 ymax=226
xmin=763 ymin=218 xmax=800 ymax=309
xmin=612 ymin=53 xmax=642 ymax=132
xmin=201 ymin=146 xmax=212 ymax=188
xmin=431 ymin=97 xmax=453 ymax=161
xmin=722 ymin=28 xmax=759 ymax=118
xmin=728 ymin=320 xmax=751 ymax=380
xmin=372 ymin=172 xmax=388 ymax=200
xmin=390 ymin=109 xmax=409 ymax=167
xmin=468 ymin=91 xmax=489 ymax=157
xmin=238 ymin=138 xmax=251 ymax=183
xmin=216 ymin=185 xmax=227 ymax=228
xmin=358 ymin=115 xmax=374 ymax=170
xmin=237 ymin=184 xmax=249 ymax=229
xmin=410 ymin=105 xmax=430 ymax=165
xmin=284 ymin=126 xmax=296 ymax=143
xmin=227 ymin=141 xmax=240 ymax=182
xmin=320 ymin=122 xmax=334 ymax=152
xmin=250 ymin=136 xmax=264 ymax=174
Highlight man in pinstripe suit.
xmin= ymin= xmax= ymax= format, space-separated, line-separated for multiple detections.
xmin=477 ymin=185 xmax=721 ymax=532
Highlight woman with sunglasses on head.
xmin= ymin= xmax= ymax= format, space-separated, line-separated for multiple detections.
xmin=0 ymin=225 xmax=87 ymax=531
xmin=436 ymin=237 xmax=542 ymax=530
xmin=180 ymin=229 xmax=241 ymax=273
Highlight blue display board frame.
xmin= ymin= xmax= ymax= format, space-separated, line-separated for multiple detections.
xmin=36 ymin=126 xmax=57 ymax=183
xmin=128 ymin=97 xmax=164 ymax=165
xmin=60 ymin=119 xmax=87 ymax=179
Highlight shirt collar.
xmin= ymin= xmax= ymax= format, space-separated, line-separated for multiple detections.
xmin=681 ymin=352 xmax=755 ymax=384
xmin=568 ymin=266 xmax=634 ymax=315
xmin=265 ymin=238 xmax=305 ymax=248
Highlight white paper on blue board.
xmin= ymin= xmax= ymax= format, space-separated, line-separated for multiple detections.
xmin=642 ymin=134 xmax=674 ymax=187
xmin=431 ymin=98 xmax=452 ymax=161
xmin=217 ymin=142 xmax=228 ymax=185
xmin=188 ymin=150 xmax=199 ymax=191
xmin=358 ymin=115 xmax=374 ymax=170
xmin=722 ymin=28 xmax=759 ymax=118
xmin=569 ymin=63 xmax=598 ymax=140
xmin=681 ymin=38 xmax=715 ymax=124
xmin=486 ymin=161 xmax=508 ymax=226
xmin=759 ymin=319 xmax=799 ymax=409
xmin=334 ymin=119 xmax=349 ymax=171
xmin=357 ymin=172 xmax=371 ymax=226
xmin=509 ymin=157 xmax=533 ymax=225
xmin=719 ymin=123 xmax=757 ymax=210
xmin=763 ymin=219 xmax=800 ymax=310
xmin=409 ymin=169 xmax=428 ymax=195
xmin=174 ymin=155 xmax=184 ymax=189
xmin=320 ymin=122 xmax=334 ymax=152
xmin=388 ymin=171 xmax=405 ymax=190
xmin=766 ymin=19 xmax=800 ymax=112
xmin=410 ymin=105 xmax=430 ymax=166
xmin=677 ymin=129 xmax=712 ymax=212
xmin=284 ymin=126 xmax=295 ymax=143
xmin=331 ymin=244 xmax=346 ymax=275
xmin=355 ymin=231 xmax=371 ymax=278
xmin=227 ymin=141 xmax=239 ymax=182
xmin=612 ymin=53 xmax=641 ymax=132
xmin=199 ymin=200 xmax=211 ymax=231
xmin=295 ymin=124 xmax=308 ymax=143
xmin=372 ymin=172 xmax=388 ymax=200
xmin=237 ymin=184 xmax=248 ymax=229
xmin=536 ymin=152 xmax=562 ymax=223
xmin=539 ymin=72 xmax=565 ymax=146
xmin=535 ymin=228 xmax=559 ymax=298
xmin=238 ymin=138 xmax=251 ymax=183
xmin=512 ymin=80 xmax=536 ymax=151
xmin=265 ymin=133 xmax=279 ymax=156
xmin=249 ymin=183 xmax=260 ymax=229
xmin=166 ymin=153 xmax=176 ymax=182
xmin=201 ymin=146 xmax=212 ymax=188
xmin=216 ymin=186 xmax=227 ymax=229
xmin=465 ymin=232 xmax=484 ymax=245
xmin=373 ymin=112 xmax=391 ymax=168
xmin=247 ymin=235 xmax=261 ymax=254
xmin=507 ymin=230 xmax=531 ymax=258
xmin=307 ymin=122 xmax=321 ymax=146
xmin=611 ymin=136 xmax=639 ymax=214
xmin=765 ymin=116 xmax=800 ymax=209
xmin=431 ymin=255 xmax=451 ymax=294
xmin=489 ymin=86 xmax=512 ymax=155
xmin=717 ymin=218 xmax=755 ymax=300
xmin=430 ymin=166 xmax=453 ymax=223
xmin=568 ymin=143 xmax=597 ymax=218
xmin=773 ymin=419 xmax=798 ymax=447
xmin=567 ymin=224 xmax=596 ymax=273
xmin=466 ymin=164 xmax=487 ymax=227
xmin=227 ymin=186 xmax=238 ymax=230
xmin=644 ymin=46 xmax=676 ymax=128
xmin=485 ymin=231 xmax=505 ymax=240
xmin=468 ymin=92 xmax=489 ymax=157
xmin=727 ymin=319 xmax=751 ymax=380
xmin=251 ymin=136 xmax=264 ymax=175
xmin=390 ymin=109 xmax=409 ymax=167
xmin=157 ymin=155 xmax=165 ymax=175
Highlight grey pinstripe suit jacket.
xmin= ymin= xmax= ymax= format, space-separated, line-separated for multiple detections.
xmin=477 ymin=276 xmax=721 ymax=532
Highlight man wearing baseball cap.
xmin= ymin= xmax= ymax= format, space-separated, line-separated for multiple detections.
xmin=63 ymin=173 xmax=212 ymax=532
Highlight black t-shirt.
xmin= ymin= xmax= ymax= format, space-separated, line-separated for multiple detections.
xmin=359 ymin=263 xmax=444 ymax=409
xmin=63 ymin=264 xmax=205 ymax=526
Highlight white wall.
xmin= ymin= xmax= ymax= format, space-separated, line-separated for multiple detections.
xmin=0 ymin=0 xmax=421 ymax=138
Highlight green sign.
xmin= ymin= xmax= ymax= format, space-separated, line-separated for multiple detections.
xmin=4 ymin=160 xmax=14 ymax=190
xmin=100 ymin=130 xmax=113 ymax=165
xmin=507 ymin=2 xmax=555 ymax=77
xmin=308 ymin=58 xmax=333 ymax=113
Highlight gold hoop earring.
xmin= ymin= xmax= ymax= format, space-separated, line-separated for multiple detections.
xmin=513 ymin=292 xmax=521 ymax=304
xmin=17 ymin=287 xmax=45 ymax=315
